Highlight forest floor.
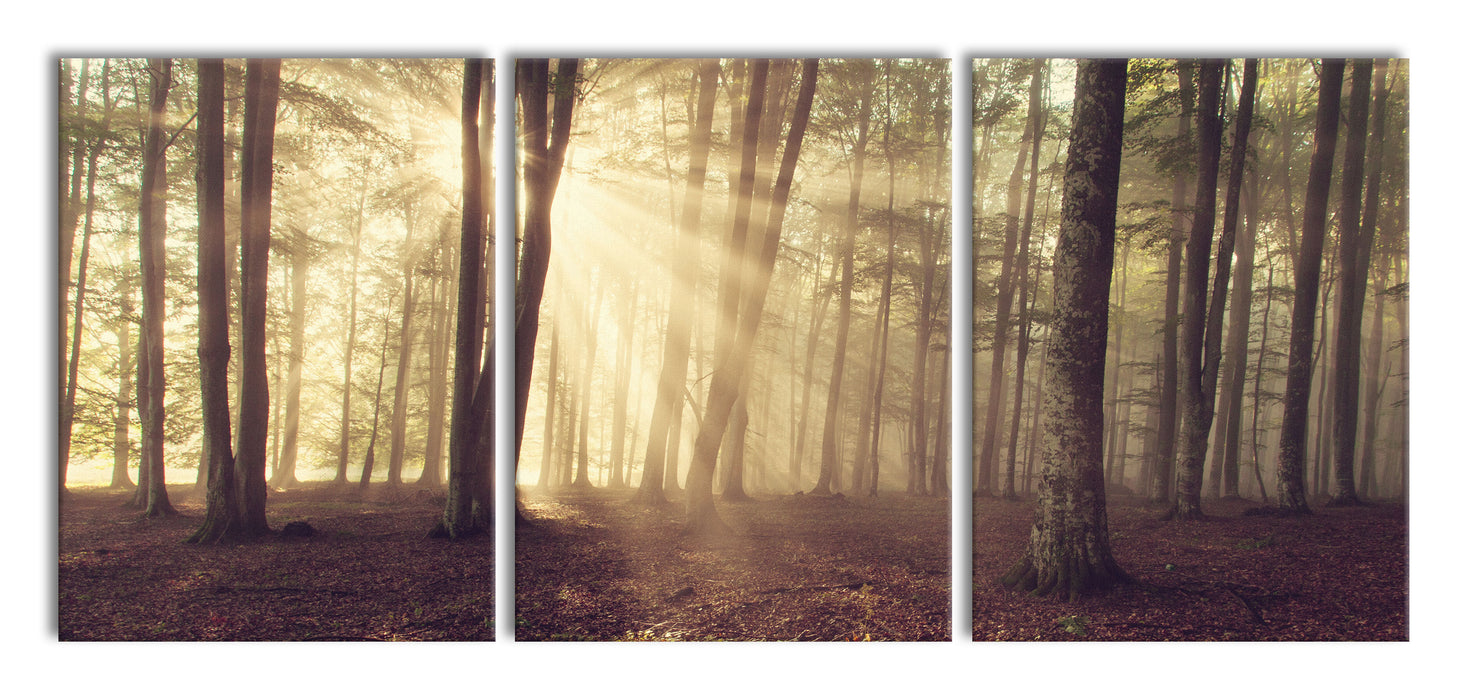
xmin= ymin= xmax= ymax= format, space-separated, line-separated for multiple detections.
xmin=515 ymin=488 xmax=950 ymax=640
xmin=972 ymin=494 xmax=1407 ymax=640
xmin=58 ymin=484 xmax=494 ymax=641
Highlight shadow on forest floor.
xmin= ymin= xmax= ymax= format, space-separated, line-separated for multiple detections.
xmin=58 ymin=484 xmax=494 ymax=641
xmin=972 ymin=495 xmax=1406 ymax=640
xmin=515 ymin=488 xmax=950 ymax=640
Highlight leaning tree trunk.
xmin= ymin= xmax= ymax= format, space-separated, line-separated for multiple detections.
xmin=686 ymin=59 xmax=817 ymax=537
xmin=512 ymin=58 xmax=578 ymax=517
xmin=1000 ymin=59 xmax=1131 ymax=600
xmin=1276 ymin=59 xmax=1345 ymax=514
xmin=1002 ymin=59 xmax=1046 ymax=500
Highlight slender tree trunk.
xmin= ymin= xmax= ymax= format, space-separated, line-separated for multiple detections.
xmin=234 ymin=58 xmax=282 ymax=533
xmin=274 ymin=242 xmax=308 ymax=489
xmin=1153 ymin=60 xmax=1194 ymax=504
xmin=814 ymin=60 xmax=875 ymax=496
xmin=133 ymin=58 xmax=176 ymax=517
xmin=1000 ymin=59 xmax=1131 ymax=600
xmin=638 ymin=60 xmax=721 ymax=504
xmin=513 ymin=59 xmax=579 ymax=504
xmin=1276 ymin=59 xmax=1345 ymax=514
xmin=1327 ymin=59 xmax=1383 ymax=507
xmin=387 ymin=207 xmax=419 ymax=488
xmin=336 ymin=186 xmax=366 ymax=484
xmin=686 ymin=59 xmax=817 ymax=536
xmin=189 ymin=59 xmax=241 ymax=542
xmin=437 ymin=58 xmax=494 ymax=538
xmin=1214 ymin=167 xmax=1262 ymax=500
xmin=111 ymin=271 xmax=135 ymax=490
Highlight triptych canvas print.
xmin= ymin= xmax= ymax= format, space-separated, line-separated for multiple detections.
xmin=57 ymin=57 xmax=1407 ymax=643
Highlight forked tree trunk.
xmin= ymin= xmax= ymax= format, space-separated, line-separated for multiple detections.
xmin=1000 ymin=59 xmax=1131 ymax=600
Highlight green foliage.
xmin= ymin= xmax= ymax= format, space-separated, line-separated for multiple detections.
xmin=1056 ymin=613 xmax=1089 ymax=637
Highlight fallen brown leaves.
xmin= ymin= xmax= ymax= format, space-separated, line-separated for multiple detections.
xmin=973 ymin=495 xmax=1407 ymax=640
xmin=514 ymin=488 xmax=950 ymax=641
xmin=58 ymin=484 xmax=494 ymax=641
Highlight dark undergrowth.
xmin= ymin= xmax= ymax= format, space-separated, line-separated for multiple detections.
xmin=973 ymin=494 xmax=1407 ymax=640
xmin=59 ymin=484 xmax=494 ymax=641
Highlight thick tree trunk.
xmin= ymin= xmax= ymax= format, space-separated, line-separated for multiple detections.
xmin=1275 ymin=59 xmax=1344 ymax=514
xmin=1001 ymin=60 xmax=1131 ymax=600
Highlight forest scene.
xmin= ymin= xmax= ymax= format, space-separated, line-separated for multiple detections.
xmin=970 ymin=58 xmax=1408 ymax=639
xmin=511 ymin=58 xmax=953 ymax=640
xmin=57 ymin=58 xmax=499 ymax=640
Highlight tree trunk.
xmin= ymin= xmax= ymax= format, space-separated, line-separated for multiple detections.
xmin=1275 ymin=59 xmax=1345 ymax=514
xmin=234 ymin=58 xmax=282 ymax=533
xmin=1327 ymin=59 xmax=1383 ymax=507
xmin=1153 ymin=60 xmax=1193 ymax=504
xmin=188 ymin=59 xmax=243 ymax=542
xmin=686 ymin=59 xmax=817 ymax=536
xmin=274 ymin=241 xmax=308 ymax=489
xmin=436 ymin=58 xmax=494 ymax=538
xmin=111 ymin=271 xmax=135 ymax=490
xmin=513 ymin=58 xmax=579 ymax=503
xmin=1171 ymin=59 xmax=1227 ymax=520
xmin=134 ymin=58 xmax=176 ymax=517
xmin=336 ymin=186 xmax=366 ymax=484
xmin=1000 ymin=59 xmax=1131 ymax=600
xmin=814 ymin=60 xmax=875 ymax=496
xmin=387 ymin=207 xmax=419 ymax=488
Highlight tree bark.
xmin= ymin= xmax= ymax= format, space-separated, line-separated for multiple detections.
xmin=188 ymin=58 xmax=242 ymax=542
xmin=1000 ymin=59 xmax=1131 ymax=600
xmin=234 ymin=58 xmax=281 ymax=533
xmin=1275 ymin=59 xmax=1344 ymax=514
xmin=1153 ymin=59 xmax=1193 ymax=504
xmin=1326 ymin=59 xmax=1381 ymax=507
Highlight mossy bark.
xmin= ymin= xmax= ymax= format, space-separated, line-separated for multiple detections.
xmin=1001 ymin=59 xmax=1130 ymax=600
